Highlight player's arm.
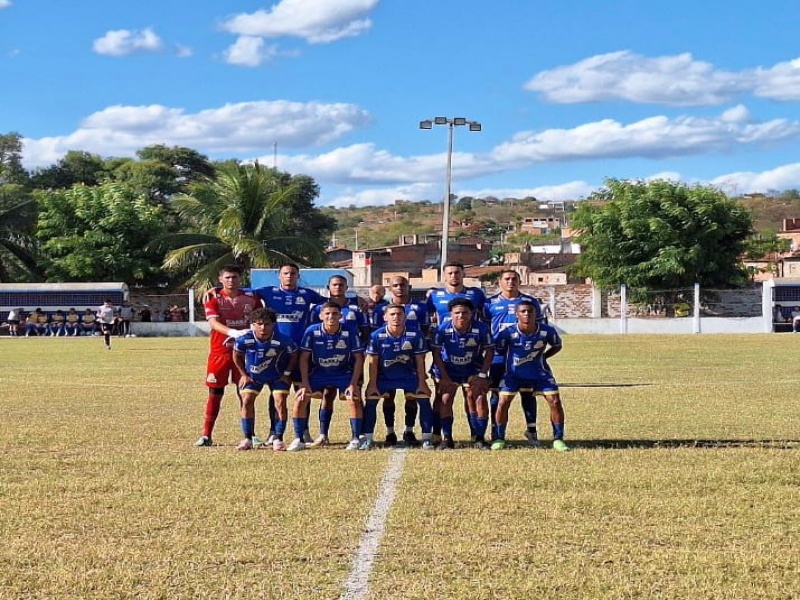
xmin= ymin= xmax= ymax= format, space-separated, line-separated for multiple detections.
xmin=544 ymin=344 xmax=562 ymax=360
xmin=430 ymin=345 xmax=454 ymax=390
xmin=364 ymin=353 xmax=380 ymax=398
xmin=233 ymin=348 xmax=252 ymax=386
xmin=208 ymin=316 xmax=246 ymax=339
xmin=348 ymin=351 xmax=365 ymax=398
xmin=414 ymin=352 xmax=432 ymax=397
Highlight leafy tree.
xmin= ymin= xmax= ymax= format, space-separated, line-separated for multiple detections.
xmin=0 ymin=132 xmax=28 ymax=186
xmin=37 ymin=182 xmax=165 ymax=283
xmin=29 ymin=151 xmax=108 ymax=190
xmin=0 ymin=192 xmax=41 ymax=282
xmin=159 ymin=163 xmax=330 ymax=291
xmin=571 ymin=179 xmax=753 ymax=299
xmin=744 ymin=232 xmax=791 ymax=260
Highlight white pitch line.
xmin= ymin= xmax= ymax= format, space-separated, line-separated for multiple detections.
xmin=340 ymin=448 xmax=408 ymax=600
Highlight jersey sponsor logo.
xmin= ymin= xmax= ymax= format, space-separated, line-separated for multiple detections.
xmin=318 ymin=355 xmax=346 ymax=368
xmin=250 ymin=361 xmax=275 ymax=374
xmin=513 ymin=354 xmax=538 ymax=367
xmin=277 ymin=311 xmax=304 ymax=323
xmin=450 ymin=354 xmax=475 ymax=365
xmin=383 ymin=355 xmax=411 ymax=368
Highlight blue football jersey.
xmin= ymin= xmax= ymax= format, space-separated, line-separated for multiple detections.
xmin=485 ymin=292 xmax=543 ymax=365
xmin=300 ymin=323 xmax=364 ymax=377
xmin=234 ymin=331 xmax=298 ymax=384
xmin=426 ymin=286 xmax=487 ymax=326
xmin=255 ymin=286 xmax=325 ymax=343
xmin=495 ymin=323 xmax=562 ymax=380
xmin=311 ymin=297 xmax=367 ymax=333
xmin=430 ymin=320 xmax=494 ymax=380
xmin=376 ymin=301 xmax=430 ymax=333
xmin=366 ymin=326 xmax=428 ymax=382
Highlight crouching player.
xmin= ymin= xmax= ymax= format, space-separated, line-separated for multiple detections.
xmin=363 ymin=305 xmax=433 ymax=450
xmin=297 ymin=302 xmax=366 ymax=451
xmin=493 ymin=300 xmax=568 ymax=451
xmin=232 ymin=307 xmax=301 ymax=452
xmin=429 ymin=298 xmax=494 ymax=449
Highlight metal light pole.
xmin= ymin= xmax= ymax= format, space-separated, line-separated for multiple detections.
xmin=420 ymin=116 xmax=481 ymax=278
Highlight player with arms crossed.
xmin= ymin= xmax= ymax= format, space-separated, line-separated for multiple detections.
xmin=297 ymin=302 xmax=366 ymax=450
xmin=486 ymin=269 xmax=545 ymax=446
xmin=233 ymin=307 xmax=302 ymax=452
xmin=429 ymin=298 xmax=495 ymax=449
xmin=363 ymin=305 xmax=433 ymax=450
xmin=195 ymin=265 xmax=261 ymax=447
xmin=494 ymin=300 xmax=568 ymax=451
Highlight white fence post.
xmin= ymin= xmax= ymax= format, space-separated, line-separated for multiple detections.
xmin=762 ymin=280 xmax=774 ymax=333
xmin=188 ymin=288 xmax=196 ymax=324
xmin=620 ymin=284 xmax=628 ymax=334
xmin=693 ymin=282 xmax=701 ymax=334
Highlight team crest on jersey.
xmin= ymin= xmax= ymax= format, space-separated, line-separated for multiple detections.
xmin=266 ymin=349 xmax=277 ymax=357
xmin=336 ymin=340 xmax=347 ymax=349
xmin=466 ymin=338 xmax=477 ymax=347
xmin=408 ymin=311 xmax=417 ymax=320
xmin=206 ymin=373 xmax=218 ymax=383
xmin=534 ymin=341 xmax=545 ymax=349
xmin=401 ymin=341 xmax=413 ymax=350
xmin=295 ymin=297 xmax=306 ymax=305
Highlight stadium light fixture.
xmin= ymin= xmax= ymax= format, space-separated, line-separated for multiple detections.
xmin=418 ymin=116 xmax=482 ymax=277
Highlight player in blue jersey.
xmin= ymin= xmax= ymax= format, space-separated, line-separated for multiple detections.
xmin=298 ymin=302 xmax=365 ymax=451
xmin=253 ymin=262 xmax=326 ymax=443
xmin=429 ymin=298 xmax=495 ymax=449
xmin=493 ymin=300 xmax=568 ymax=452
xmin=486 ymin=269 xmax=545 ymax=446
xmin=366 ymin=284 xmax=389 ymax=332
xmin=232 ymin=307 xmax=301 ymax=452
xmin=364 ymin=304 xmax=433 ymax=450
xmin=426 ymin=262 xmax=488 ymax=441
xmin=376 ymin=275 xmax=432 ymax=447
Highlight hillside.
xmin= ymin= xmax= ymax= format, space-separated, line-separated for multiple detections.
xmin=322 ymin=193 xmax=800 ymax=251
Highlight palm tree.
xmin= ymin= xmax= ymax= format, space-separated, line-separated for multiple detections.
xmin=159 ymin=162 xmax=329 ymax=291
xmin=0 ymin=193 xmax=41 ymax=282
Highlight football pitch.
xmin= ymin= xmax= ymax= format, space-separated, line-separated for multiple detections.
xmin=1 ymin=334 xmax=798 ymax=599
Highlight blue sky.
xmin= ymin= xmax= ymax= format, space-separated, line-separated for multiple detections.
xmin=3 ymin=0 xmax=800 ymax=207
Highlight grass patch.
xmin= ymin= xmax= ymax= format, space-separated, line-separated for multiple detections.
xmin=1 ymin=335 xmax=798 ymax=598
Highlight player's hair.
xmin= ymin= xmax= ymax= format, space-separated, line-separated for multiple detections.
xmin=443 ymin=261 xmax=465 ymax=271
xmin=498 ymin=269 xmax=520 ymax=280
xmin=384 ymin=304 xmax=406 ymax=316
xmin=328 ymin=275 xmax=348 ymax=285
xmin=319 ymin=301 xmax=343 ymax=313
xmin=219 ymin=264 xmax=242 ymax=275
xmin=516 ymin=299 xmax=540 ymax=317
xmin=250 ymin=307 xmax=277 ymax=324
xmin=278 ymin=262 xmax=300 ymax=273
xmin=447 ymin=297 xmax=475 ymax=312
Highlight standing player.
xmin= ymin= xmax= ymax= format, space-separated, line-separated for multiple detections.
xmin=366 ymin=284 xmax=389 ymax=333
xmin=307 ymin=277 xmax=368 ymax=444
xmin=254 ymin=263 xmax=326 ymax=442
xmin=379 ymin=275 xmax=431 ymax=446
xmin=363 ymin=305 xmax=433 ymax=450
xmin=96 ymin=299 xmax=116 ymax=350
xmin=494 ymin=300 xmax=568 ymax=452
xmin=195 ymin=265 xmax=260 ymax=447
xmin=486 ymin=269 xmax=545 ymax=446
xmin=298 ymin=302 xmax=366 ymax=450
xmin=426 ymin=262 xmax=488 ymax=440
xmin=429 ymin=298 xmax=494 ymax=449
xmin=233 ymin=307 xmax=301 ymax=451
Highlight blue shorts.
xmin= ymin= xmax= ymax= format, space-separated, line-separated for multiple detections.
xmin=499 ymin=372 xmax=559 ymax=396
xmin=371 ymin=376 xmax=426 ymax=399
xmin=242 ymin=378 xmax=290 ymax=394
xmin=431 ymin=365 xmax=479 ymax=385
xmin=309 ymin=372 xmax=353 ymax=394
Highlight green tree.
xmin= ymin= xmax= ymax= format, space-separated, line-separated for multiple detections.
xmin=571 ymin=179 xmax=753 ymax=298
xmin=29 ymin=151 xmax=108 ymax=190
xmin=37 ymin=182 xmax=165 ymax=283
xmin=0 ymin=132 xmax=28 ymax=186
xmin=0 ymin=193 xmax=41 ymax=282
xmin=159 ymin=163 xmax=330 ymax=291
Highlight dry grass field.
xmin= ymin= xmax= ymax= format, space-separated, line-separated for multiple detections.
xmin=1 ymin=334 xmax=798 ymax=599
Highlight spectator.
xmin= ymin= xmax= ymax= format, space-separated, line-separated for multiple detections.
xmin=81 ymin=308 xmax=97 ymax=336
xmin=49 ymin=309 xmax=66 ymax=337
xmin=65 ymin=308 xmax=81 ymax=336
xmin=169 ymin=304 xmax=185 ymax=322
xmin=774 ymin=304 xmax=786 ymax=323
xmin=118 ymin=302 xmax=135 ymax=337
xmin=792 ymin=306 xmax=800 ymax=333
xmin=7 ymin=307 xmax=22 ymax=337
xmin=24 ymin=310 xmax=39 ymax=336
xmin=35 ymin=308 xmax=49 ymax=336
xmin=139 ymin=305 xmax=152 ymax=323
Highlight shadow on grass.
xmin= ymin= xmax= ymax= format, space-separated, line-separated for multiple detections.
xmin=559 ymin=382 xmax=654 ymax=388
xmin=542 ymin=439 xmax=800 ymax=450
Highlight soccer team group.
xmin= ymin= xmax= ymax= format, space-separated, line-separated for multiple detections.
xmin=195 ymin=262 xmax=569 ymax=453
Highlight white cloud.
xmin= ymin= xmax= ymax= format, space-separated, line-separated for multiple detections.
xmin=711 ymin=163 xmax=800 ymax=195
xmin=0 ymin=0 xmax=12 ymax=9
xmin=752 ymin=58 xmax=800 ymax=101
xmin=223 ymin=36 xmax=280 ymax=67
xmin=21 ymin=101 xmax=372 ymax=168
xmin=222 ymin=0 xmax=379 ymax=44
xmin=175 ymin=45 xmax=193 ymax=58
xmin=92 ymin=28 xmax=164 ymax=57
xmin=323 ymin=182 xmax=436 ymax=207
xmin=525 ymin=51 xmax=748 ymax=106
xmin=491 ymin=106 xmax=800 ymax=165
xmin=460 ymin=182 xmax=597 ymax=203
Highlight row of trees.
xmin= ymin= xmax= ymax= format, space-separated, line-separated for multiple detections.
xmin=0 ymin=133 xmax=336 ymax=290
